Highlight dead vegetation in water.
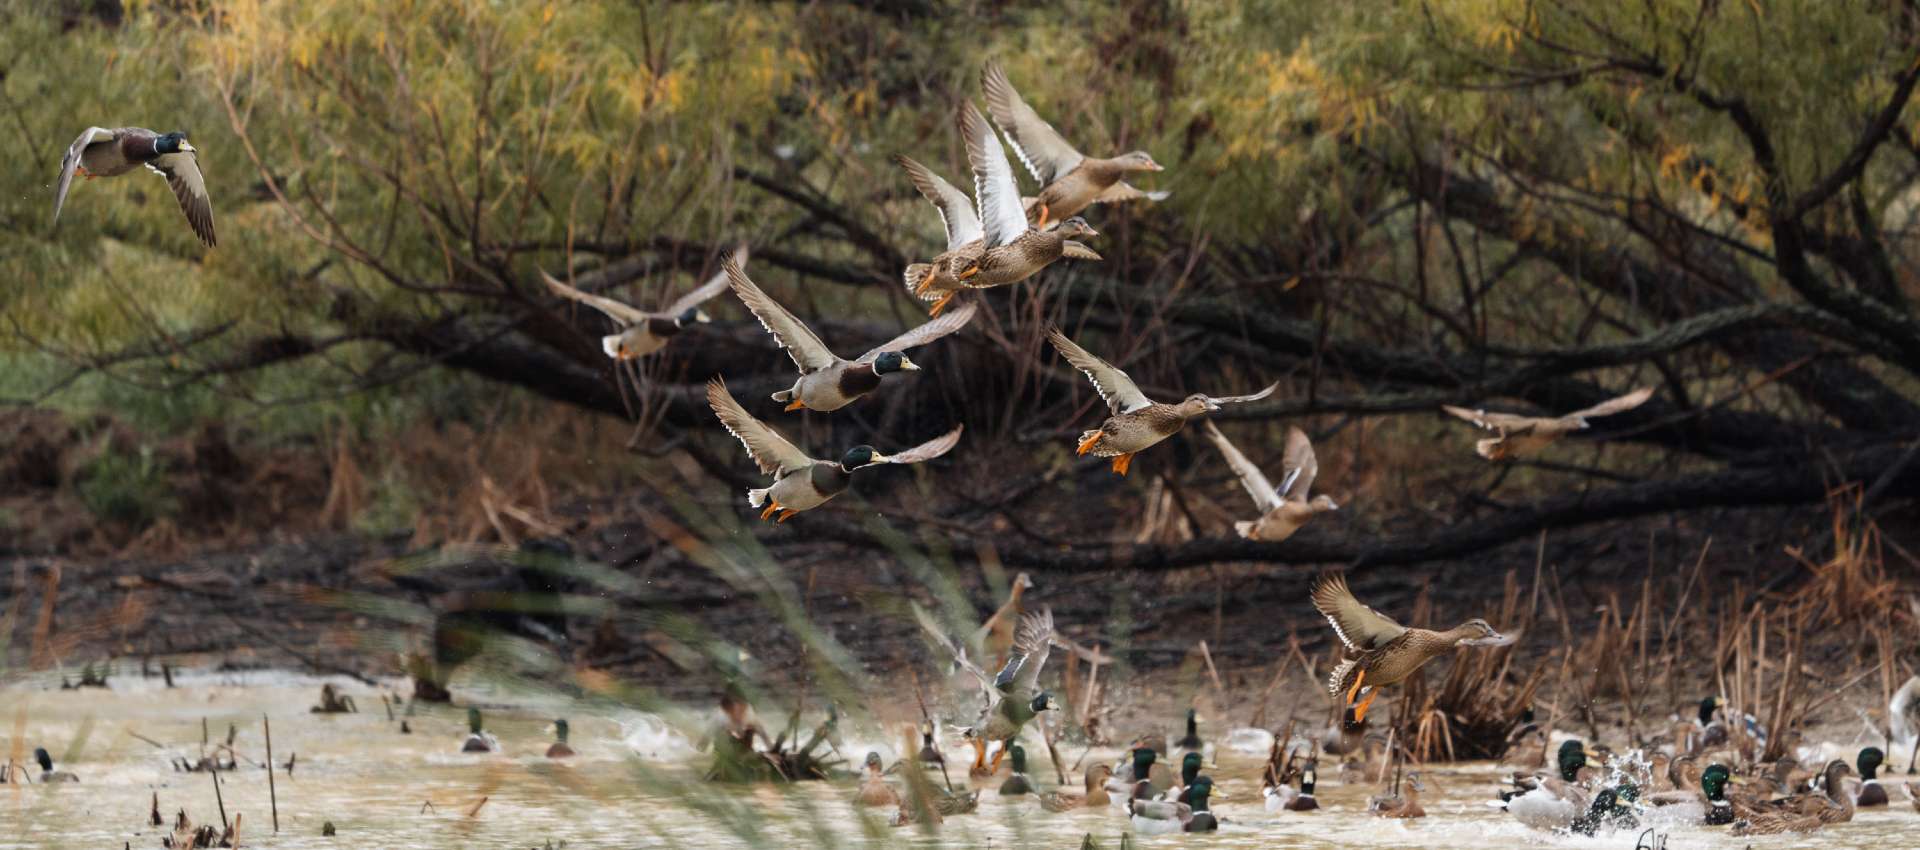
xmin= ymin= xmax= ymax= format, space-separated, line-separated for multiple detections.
xmin=1393 ymin=569 xmax=1542 ymax=762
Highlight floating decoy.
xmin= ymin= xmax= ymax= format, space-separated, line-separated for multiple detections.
xmin=980 ymin=61 xmax=1166 ymax=228
xmin=546 ymin=718 xmax=575 ymax=759
xmin=460 ymin=708 xmax=498 ymax=753
xmin=1203 ymin=422 xmax=1339 ymax=541
xmin=706 ymin=378 xmax=962 ymax=521
xmin=1284 ymin=758 xmax=1321 ymax=811
xmin=998 ymin=744 xmax=1034 ymax=795
xmin=1312 ymin=572 xmax=1512 ymax=723
xmin=1855 ymin=747 xmax=1888 ymax=807
xmin=541 ymin=244 xmax=743 ymax=360
xmin=34 ymin=748 xmax=77 ymax=782
xmin=54 ymin=126 xmax=215 ymax=246
xmin=1442 ymin=387 xmax=1653 ymax=460
xmin=725 ymin=259 xmax=975 ymax=411
xmin=1047 ymin=327 xmax=1276 ymax=475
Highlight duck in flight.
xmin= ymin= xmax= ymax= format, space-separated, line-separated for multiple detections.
xmin=54 ymin=126 xmax=216 ymax=247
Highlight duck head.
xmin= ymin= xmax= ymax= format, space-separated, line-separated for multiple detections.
xmin=871 ymin=351 xmax=921 ymax=375
xmin=1181 ymin=751 xmax=1203 ymax=786
xmin=33 ymin=748 xmax=52 ymax=774
xmin=1008 ymin=744 xmax=1028 ymax=774
xmin=1557 ymin=740 xmax=1600 ymax=781
xmin=156 ymin=131 xmax=194 ymax=155
xmin=1114 ymin=151 xmax=1164 ymax=172
xmin=839 ymin=445 xmax=891 ymax=470
xmin=1701 ymin=764 xmax=1733 ymax=801
xmin=864 ymin=751 xmax=885 ymax=775
xmin=1698 ymin=695 xmax=1726 ymax=725
xmin=1052 ymin=216 xmax=1099 ymax=239
xmin=1176 ymin=393 xmax=1219 ymax=418
xmin=1131 ymin=746 xmax=1157 ymax=778
xmin=1187 ymin=775 xmax=1214 ymax=811
xmin=1300 ymin=759 xmax=1318 ymax=794
xmin=467 ymin=707 xmax=484 ymax=735
xmin=553 ymin=718 xmax=569 ymax=744
xmin=1859 ymin=747 xmax=1885 ymax=780
xmin=1454 ymin=618 xmax=1513 ymax=646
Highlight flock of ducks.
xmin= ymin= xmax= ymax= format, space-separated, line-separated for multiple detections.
xmin=49 ymin=62 xmax=1658 ymax=535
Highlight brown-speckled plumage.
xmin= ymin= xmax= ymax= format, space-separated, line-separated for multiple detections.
xmin=1313 ymin=573 xmax=1508 ymax=723
xmin=1078 ymin=400 xmax=1207 ymax=457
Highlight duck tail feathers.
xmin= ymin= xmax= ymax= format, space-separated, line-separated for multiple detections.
xmin=601 ymin=335 xmax=624 ymax=359
xmin=747 ymin=488 xmax=770 ymax=508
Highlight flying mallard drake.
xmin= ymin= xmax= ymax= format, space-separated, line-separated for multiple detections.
xmin=1048 ymin=327 xmax=1276 ymax=475
xmin=981 ymin=62 xmax=1166 ymax=229
xmin=1442 ymin=387 xmax=1653 ymax=460
xmin=1312 ymin=572 xmax=1511 ymax=724
xmin=725 ymin=259 xmax=976 ymax=411
xmin=706 ymin=378 xmax=962 ymax=522
xmin=54 ymin=127 xmax=215 ymax=247
xmin=907 ymin=103 xmax=1100 ymax=318
xmin=542 ymin=244 xmax=744 ymax=360
xmin=958 ymin=609 xmax=1060 ymax=775
xmin=1203 ymin=422 xmax=1338 ymax=540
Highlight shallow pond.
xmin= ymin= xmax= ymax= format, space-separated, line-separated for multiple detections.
xmin=0 ymin=670 xmax=1911 ymax=848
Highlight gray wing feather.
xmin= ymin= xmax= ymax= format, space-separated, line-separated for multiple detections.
xmin=51 ymin=127 xmax=115 ymax=228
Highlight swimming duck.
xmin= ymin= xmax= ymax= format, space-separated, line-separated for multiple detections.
xmin=1285 ymin=759 xmax=1321 ymax=811
xmin=706 ymin=378 xmax=962 ymax=522
xmin=1202 ymin=422 xmax=1339 ymax=541
xmin=980 ymin=62 xmax=1167 ymax=229
xmin=1853 ymin=747 xmax=1887 ymax=806
xmin=1732 ymin=760 xmax=1854 ymax=835
xmin=724 ymin=259 xmax=975 ymax=411
xmin=896 ymin=154 xmax=986 ymax=315
xmin=460 ymin=708 xmax=498 ymax=753
xmin=1499 ymin=741 xmax=1603 ymax=830
xmin=546 ymin=718 xmax=575 ymax=758
xmin=916 ymin=725 xmax=944 ymax=767
xmin=1039 ymin=764 xmax=1113 ymax=812
xmin=34 ymin=748 xmax=77 ymax=782
xmin=53 ymin=126 xmax=216 ymax=246
xmin=1442 ymin=387 xmax=1653 ymax=460
xmin=856 ymin=752 xmax=903 ymax=808
xmin=1173 ymin=709 xmax=1210 ymax=757
xmin=1648 ymin=763 xmax=1735 ymax=826
xmin=1312 ymin=572 xmax=1512 ymax=723
xmin=1107 ymin=745 xmax=1172 ymax=800
xmin=961 ymin=610 xmax=1061 ymax=775
xmin=999 ymin=745 xmax=1034 ymax=795
xmin=1127 ymin=778 xmax=1192 ymax=834
xmin=1369 ymin=772 xmax=1427 ymax=819
xmin=1047 ymin=327 xmax=1277 ymax=475
xmin=1161 ymin=752 xmax=1203 ymax=803
xmin=925 ymin=102 xmax=1100 ymax=316
xmin=1182 ymin=777 xmax=1220 ymax=832
xmin=541 ymin=244 xmax=743 ymax=361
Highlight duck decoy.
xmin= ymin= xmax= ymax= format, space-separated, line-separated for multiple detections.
xmin=856 ymin=752 xmax=903 ymax=808
xmin=1284 ymin=758 xmax=1321 ymax=811
xmin=546 ymin=718 xmax=575 ymax=759
xmin=460 ymin=708 xmax=498 ymax=753
xmin=706 ymin=378 xmax=962 ymax=522
xmin=1442 ymin=387 xmax=1653 ymax=460
xmin=54 ymin=127 xmax=215 ymax=247
xmin=1203 ymin=422 xmax=1338 ymax=541
xmin=1047 ymin=326 xmax=1276 ymax=475
xmin=34 ymin=748 xmax=77 ymax=782
xmin=980 ymin=61 xmax=1166 ymax=228
xmin=1855 ymin=747 xmax=1888 ymax=807
xmin=1038 ymin=764 xmax=1113 ymax=812
xmin=724 ymin=258 xmax=975 ymax=411
xmin=541 ymin=244 xmax=743 ymax=360
xmin=1312 ymin=572 xmax=1511 ymax=724
xmin=999 ymin=744 xmax=1034 ymax=795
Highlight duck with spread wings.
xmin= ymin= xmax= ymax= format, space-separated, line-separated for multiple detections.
xmin=542 ymin=244 xmax=745 ymax=361
xmin=53 ymin=126 xmax=215 ymax=247
xmin=1442 ymin=387 xmax=1653 ymax=461
xmin=1048 ymin=327 xmax=1276 ymax=475
xmin=1312 ymin=572 xmax=1512 ymax=724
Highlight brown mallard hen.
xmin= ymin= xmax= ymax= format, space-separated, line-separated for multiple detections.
xmin=981 ymin=62 xmax=1166 ymax=228
xmin=1442 ymin=387 xmax=1653 ymax=460
xmin=1202 ymin=421 xmax=1338 ymax=540
xmin=1311 ymin=572 xmax=1511 ymax=723
xmin=1046 ymin=327 xmax=1276 ymax=475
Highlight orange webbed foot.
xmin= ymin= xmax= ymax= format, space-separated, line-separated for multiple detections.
xmin=928 ymin=292 xmax=956 ymax=317
xmin=1035 ymin=204 xmax=1052 ymax=230
xmin=759 ymin=501 xmax=782 ymax=521
xmin=1111 ymin=453 xmax=1134 ymax=476
xmin=1076 ymin=431 xmax=1105 ymax=456
xmin=776 ymin=509 xmax=798 ymax=523
xmin=784 ymin=399 xmax=806 ymax=411
xmin=1344 ymin=669 xmax=1367 ymax=706
xmin=956 ymin=265 xmax=980 ymax=281
xmin=1352 ymin=689 xmax=1379 ymax=724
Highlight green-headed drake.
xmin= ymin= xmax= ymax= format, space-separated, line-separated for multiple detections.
xmin=461 ymin=708 xmax=498 ymax=753
xmin=34 ymin=748 xmax=77 ymax=782
xmin=542 ymin=244 xmax=743 ymax=361
xmin=1499 ymin=740 xmax=1602 ymax=830
xmin=546 ymin=718 xmax=574 ymax=759
xmin=1312 ymin=572 xmax=1511 ymax=724
xmin=999 ymin=744 xmax=1034 ymax=795
xmin=53 ymin=126 xmax=215 ymax=247
xmin=724 ymin=258 xmax=975 ymax=411
xmin=980 ymin=62 xmax=1166 ymax=229
xmin=962 ymin=609 xmax=1060 ymax=775
xmin=706 ymin=378 xmax=962 ymax=522
xmin=1854 ymin=747 xmax=1887 ymax=807
xmin=1047 ymin=327 xmax=1276 ymax=476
